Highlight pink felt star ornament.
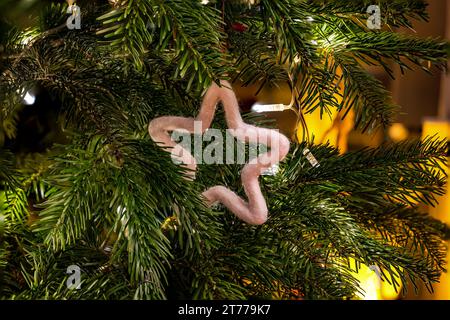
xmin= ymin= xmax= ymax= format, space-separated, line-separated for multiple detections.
xmin=149 ymin=80 xmax=290 ymax=225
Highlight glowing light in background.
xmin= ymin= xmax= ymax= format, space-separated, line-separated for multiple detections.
xmin=422 ymin=120 xmax=450 ymax=299
xmin=19 ymin=28 xmax=39 ymax=46
xmin=388 ymin=123 xmax=409 ymax=142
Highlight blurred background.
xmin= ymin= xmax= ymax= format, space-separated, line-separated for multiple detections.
xmin=1 ymin=0 xmax=449 ymax=300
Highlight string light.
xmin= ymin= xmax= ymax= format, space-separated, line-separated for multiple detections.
xmin=17 ymin=88 xmax=36 ymax=105
xmin=251 ymin=103 xmax=290 ymax=113
xmin=303 ymin=148 xmax=320 ymax=168
xmin=23 ymin=91 xmax=36 ymax=105
xmin=19 ymin=28 xmax=39 ymax=46
xmin=21 ymin=36 xmax=34 ymax=46
xmin=261 ymin=164 xmax=280 ymax=176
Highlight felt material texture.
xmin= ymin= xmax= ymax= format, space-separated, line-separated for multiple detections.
xmin=149 ymin=80 xmax=290 ymax=225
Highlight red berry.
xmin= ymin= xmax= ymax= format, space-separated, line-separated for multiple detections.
xmin=231 ymin=23 xmax=248 ymax=32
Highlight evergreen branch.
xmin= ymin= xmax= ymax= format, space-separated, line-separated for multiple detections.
xmin=334 ymin=55 xmax=398 ymax=132
xmin=285 ymin=139 xmax=447 ymax=208
xmin=259 ymin=0 xmax=318 ymax=66
xmin=307 ymin=0 xmax=429 ymax=28
xmin=352 ymin=205 xmax=450 ymax=274
xmin=228 ymin=30 xmax=289 ymax=94
xmin=0 ymin=150 xmax=18 ymax=189
xmin=97 ymin=0 xmax=230 ymax=89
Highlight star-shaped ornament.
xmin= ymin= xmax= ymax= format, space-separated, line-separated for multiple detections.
xmin=149 ymin=80 xmax=290 ymax=225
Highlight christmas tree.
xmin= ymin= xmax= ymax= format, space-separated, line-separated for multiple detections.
xmin=0 ymin=0 xmax=449 ymax=300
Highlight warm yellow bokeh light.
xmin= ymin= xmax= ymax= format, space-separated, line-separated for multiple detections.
xmin=347 ymin=260 xmax=401 ymax=300
xmin=422 ymin=119 xmax=450 ymax=300
xmin=389 ymin=123 xmax=410 ymax=142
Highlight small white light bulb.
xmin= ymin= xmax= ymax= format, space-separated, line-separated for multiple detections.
xmin=262 ymin=164 xmax=280 ymax=176
xmin=251 ymin=103 xmax=289 ymax=113
xmin=23 ymin=91 xmax=36 ymax=105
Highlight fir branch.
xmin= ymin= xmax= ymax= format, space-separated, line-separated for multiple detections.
xmin=97 ymin=0 xmax=231 ymax=88
xmin=307 ymin=0 xmax=429 ymax=28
